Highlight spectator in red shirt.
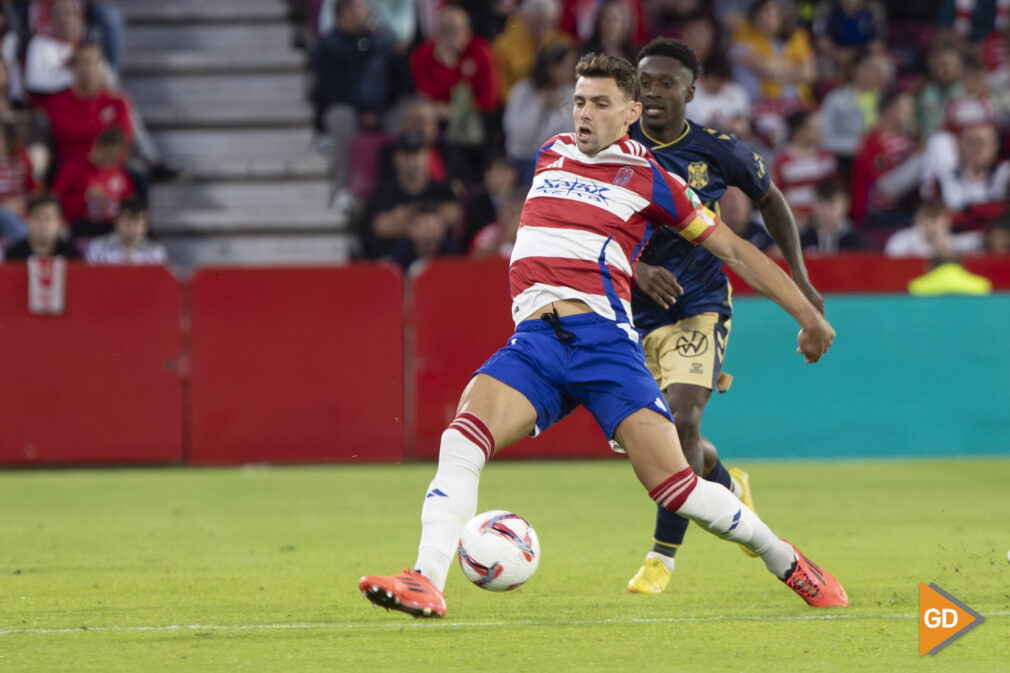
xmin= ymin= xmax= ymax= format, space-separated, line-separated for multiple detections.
xmin=51 ymin=125 xmax=133 ymax=238
xmin=41 ymin=41 xmax=131 ymax=165
xmin=850 ymin=88 xmax=922 ymax=232
xmin=0 ymin=122 xmax=37 ymax=240
xmin=409 ymin=6 xmax=501 ymax=118
xmin=772 ymin=109 xmax=838 ymax=222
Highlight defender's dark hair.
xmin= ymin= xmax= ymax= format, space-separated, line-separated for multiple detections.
xmin=575 ymin=52 xmax=641 ymax=101
xmin=636 ymin=38 xmax=700 ymax=83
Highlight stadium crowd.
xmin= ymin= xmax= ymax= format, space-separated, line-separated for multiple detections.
xmin=0 ymin=0 xmax=169 ymax=266
xmin=310 ymin=0 xmax=1010 ymax=273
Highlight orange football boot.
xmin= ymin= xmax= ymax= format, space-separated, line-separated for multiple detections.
xmin=781 ymin=541 xmax=849 ymax=607
xmin=359 ymin=569 xmax=447 ymax=618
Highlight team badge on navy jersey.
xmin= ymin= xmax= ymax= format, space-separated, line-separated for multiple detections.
xmin=628 ymin=119 xmax=772 ymax=333
xmin=687 ymin=162 xmax=709 ymax=189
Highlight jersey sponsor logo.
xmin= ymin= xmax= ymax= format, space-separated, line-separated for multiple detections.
xmin=613 ymin=165 xmax=634 ymax=187
xmin=675 ymin=330 xmax=709 ymax=356
xmin=687 ymin=161 xmax=709 ymax=190
xmin=533 ymin=176 xmax=612 ymax=205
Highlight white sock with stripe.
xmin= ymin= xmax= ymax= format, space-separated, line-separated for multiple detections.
xmin=414 ymin=412 xmax=493 ymax=591
xmin=650 ymin=467 xmax=796 ymax=579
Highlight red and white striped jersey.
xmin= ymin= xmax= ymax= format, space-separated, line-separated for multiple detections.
xmin=772 ymin=146 xmax=837 ymax=221
xmin=509 ymin=133 xmax=719 ymax=327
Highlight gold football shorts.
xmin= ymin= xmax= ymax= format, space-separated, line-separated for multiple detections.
xmin=642 ymin=312 xmax=732 ymax=392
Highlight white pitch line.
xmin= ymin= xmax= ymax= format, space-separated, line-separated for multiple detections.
xmin=4 ymin=611 xmax=1009 ymax=636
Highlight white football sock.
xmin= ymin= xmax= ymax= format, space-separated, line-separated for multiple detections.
xmin=414 ymin=420 xmax=490 ymax=591
xmin=675 ymin=478 xmax=796 ymax=579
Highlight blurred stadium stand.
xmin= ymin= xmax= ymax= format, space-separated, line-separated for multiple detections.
xmin=117 ymin=0 xmax=351 ymax=270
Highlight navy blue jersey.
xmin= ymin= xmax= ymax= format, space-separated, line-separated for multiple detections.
xmin=629 ymin=119 xmax=771 ymax=333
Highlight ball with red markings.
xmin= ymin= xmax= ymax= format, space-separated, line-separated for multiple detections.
xmin=457 ymin=510 xmax=540 ymax=591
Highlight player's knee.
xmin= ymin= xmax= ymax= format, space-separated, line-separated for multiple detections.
xmin=699 ymin=436 xmax=719 ymax=475
xmin=671 ymin=404 xmax=704 ymax=473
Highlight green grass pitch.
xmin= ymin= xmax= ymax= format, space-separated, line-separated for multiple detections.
xmin=2 ymin=459 xmax=1008 ymax=672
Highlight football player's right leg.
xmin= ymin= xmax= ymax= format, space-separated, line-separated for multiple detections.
xmin=360 ymin=374 xmax=537 ymax=618
xmin=414 ymin=374 xmax=538 ymax=591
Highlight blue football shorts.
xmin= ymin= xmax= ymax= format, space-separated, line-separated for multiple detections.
xmin=474 ymin=312 xmax=675 ymax=440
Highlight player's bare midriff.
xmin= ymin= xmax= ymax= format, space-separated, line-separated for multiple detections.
xmin=527 ymin=299 xmax=594 ymax=321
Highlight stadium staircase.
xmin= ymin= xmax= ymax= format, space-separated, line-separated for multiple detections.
xmin=113 ymin=0 xmax=351 ymax=271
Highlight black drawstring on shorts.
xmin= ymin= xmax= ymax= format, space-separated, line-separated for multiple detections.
xmin=540 ymin=307 xmax=575 ymax=343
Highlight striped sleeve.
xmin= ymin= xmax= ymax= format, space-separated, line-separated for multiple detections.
xmin=645 ymin=163 xmax=720 ymax=245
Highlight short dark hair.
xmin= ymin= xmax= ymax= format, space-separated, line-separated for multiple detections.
xmin=27 ymin=192 xmax=62 ymax=215
xmin=636 ymin=38 xmax=700 ymax=83
xmin=988 ymin=215 xmax=1010 ymax=233
xmin=701 ymin=53 xmax=732 ymax=80
xmin=575 ymin=52 xmax=641 ymax=102
xmin=814 ymin=180 xmax=846 ymax=201
xmin=532 ymin=42 xmax=574 ymax=90
xmin=117 ymin=196 xmax=148 ymax=217
xmin=878 ymin=87 xmax=907 ymax=115
xmin=70 ymin=40 xmax=104 ymax=64
xmin=916 ymin=198 xmax=948 ymax=219
xmin=786 ymin=109 xmax=813 ymax=138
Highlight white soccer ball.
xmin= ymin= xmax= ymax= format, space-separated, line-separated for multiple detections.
xmin=457 ymin=510 xmax=540 ymax=591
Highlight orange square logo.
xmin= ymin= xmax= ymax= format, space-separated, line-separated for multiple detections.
xmin=919 ymin=582 xmax=985 ymax=655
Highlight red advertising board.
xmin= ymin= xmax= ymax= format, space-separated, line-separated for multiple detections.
xmin=187 ymin=265 xmax=405 ymax=464
xmin=0 ymin=265 xmax=183 ymax=464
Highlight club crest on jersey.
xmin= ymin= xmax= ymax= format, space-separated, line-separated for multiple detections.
xmin=534 ymin=176 xmax=612 ymax=205
xmin=613 ymin=166 xmax=634 ymax=187
xmin=687 ymin=162 xmax=709 ymax=189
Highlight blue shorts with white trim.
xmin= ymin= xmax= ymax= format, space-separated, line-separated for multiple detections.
xmin=474 ymin=312 xmax=675 ymax=440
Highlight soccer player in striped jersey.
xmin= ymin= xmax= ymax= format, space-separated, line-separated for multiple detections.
xmin=624 ymin=38 xmax=829 ymax=595
xmin=359 ymin=53 xmax=847 ymax=619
